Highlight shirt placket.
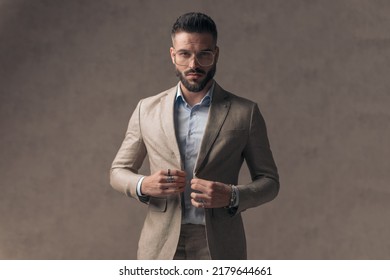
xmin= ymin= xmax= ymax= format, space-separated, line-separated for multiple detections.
xmin=184 ymin=105 xmax=200 ymax=212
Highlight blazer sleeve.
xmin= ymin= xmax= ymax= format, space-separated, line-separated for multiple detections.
xmin=235 ymin=103 xmax=280 ymax=213
xmin=110 ymin=100 xmax=148 ymax=202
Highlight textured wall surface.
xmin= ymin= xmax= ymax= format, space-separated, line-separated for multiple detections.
xmin=1 ymin=0 xmax=389 ymax=259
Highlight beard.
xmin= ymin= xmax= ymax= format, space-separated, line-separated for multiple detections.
xmin=175 ymin=64 xmax=216 ymax=93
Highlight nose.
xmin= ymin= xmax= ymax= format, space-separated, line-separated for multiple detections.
xmin=188 ymin=54 xmax=200 ymax=68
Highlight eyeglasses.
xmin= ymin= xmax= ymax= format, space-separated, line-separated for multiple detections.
xmin=173 ymin=49 xmax=216 ymax=67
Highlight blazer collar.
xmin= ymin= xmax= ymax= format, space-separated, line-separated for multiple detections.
xmin=160 ymin=85 xmax=182 ymax=167
xmin=195 ymin=82 xmax=231 ymax=175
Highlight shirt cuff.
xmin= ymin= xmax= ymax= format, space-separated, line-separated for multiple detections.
xmin=136 ymin=176 xmax=146 ymax=197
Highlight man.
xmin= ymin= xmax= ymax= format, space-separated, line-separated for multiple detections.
xmin=110 ymin=12 xmax=279 ymax=260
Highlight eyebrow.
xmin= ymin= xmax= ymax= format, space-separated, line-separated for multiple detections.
xmin=175 ymin=48 xmax=214 ymax=52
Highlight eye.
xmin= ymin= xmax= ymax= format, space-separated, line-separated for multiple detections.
xmin=197 ymin=51 xmax=212 ymax=59
xmin=177 ymin=51 xmax=191 ymax=58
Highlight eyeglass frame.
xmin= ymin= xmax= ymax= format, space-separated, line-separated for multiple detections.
xmin=172 ymin=48 xmax=217 ymax=67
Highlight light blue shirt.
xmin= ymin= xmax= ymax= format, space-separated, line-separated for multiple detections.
xmin=174 ymin=83 xmax=214 ymax=225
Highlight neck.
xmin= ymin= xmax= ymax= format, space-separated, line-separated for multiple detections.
xmin=180 ymin=80 xmax=213 ymax=107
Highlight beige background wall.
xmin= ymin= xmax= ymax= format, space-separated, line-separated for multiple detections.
xmin=1 ymin=0 xmax=389 ymax=259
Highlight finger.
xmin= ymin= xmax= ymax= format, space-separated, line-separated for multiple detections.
xmin=171 ymin=184 xmax=185 ymax=194
xmin=159 ymin=168 xmax=173 ymax=176
xmin=191 ymin=178 xmax=219 ymax=190
xmin=164 ymin=176 xmax=186 ymax=185
xmin=161 ymin=182 xmax=186 ymax=189
xmin=191 ymin=181 xmax=208 ymax=193
xmin=176 ymin=185 xmax=185 ymax=193
xmin=170 ymin=169 xmax=186 ymax=177
xmin=192 ymin=179 xmax=227 ymax=192
xmin=191 ymin=198 xmax=207 ymax=208
xmin=191 ymin=178 xmax=210 ymax=186
xmin=172 ymin=176 xmax=187 ymax=183
xmin=191 ymin=192 xmax=209 ymax=201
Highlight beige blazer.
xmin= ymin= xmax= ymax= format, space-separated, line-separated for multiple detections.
xmin=110 ymin=82 xmax=279 ymax=259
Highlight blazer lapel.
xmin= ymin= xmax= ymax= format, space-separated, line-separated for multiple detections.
xmin=160 ymin=85 xmax=182 ymax=168
xmin=194 ymin=83 xmax=231 ymax=175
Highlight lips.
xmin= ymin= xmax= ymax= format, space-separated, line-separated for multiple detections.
xmin=186 ymin=71 xmax=204 ymax=78
xmin=187 ymin=73 xmax=202 ymax=77
xmin=185 ymin=69 xmax=205 ymax=76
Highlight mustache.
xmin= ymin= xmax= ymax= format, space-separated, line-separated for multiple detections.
xmin=184 ymin=68 xmax=206 ymax=75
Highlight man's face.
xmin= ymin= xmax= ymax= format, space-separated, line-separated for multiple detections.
xmin=170 ymin=32 xmax=219 ymax=93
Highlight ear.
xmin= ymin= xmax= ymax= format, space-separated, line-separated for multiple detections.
xmin=170 ymin=47 xmax=176 ymax=65
xmin=214 ymin=46 xmax=220 ymax=63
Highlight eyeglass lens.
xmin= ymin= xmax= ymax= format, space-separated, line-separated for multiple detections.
xmin=175 ymin=51 xmax=214 ymax=66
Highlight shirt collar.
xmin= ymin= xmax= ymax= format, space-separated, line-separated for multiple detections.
xmin=175 ymin=81 xmax=214 ymax=107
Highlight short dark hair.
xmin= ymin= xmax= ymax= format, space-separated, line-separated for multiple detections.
xmin=171 ymin=12 xmax=218 ymax=43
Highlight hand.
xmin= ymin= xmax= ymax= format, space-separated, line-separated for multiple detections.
xmin=141 ymin=169 xmax=186 ymax=197
xmin=190 ymin=178 xmax=231 ymax=208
